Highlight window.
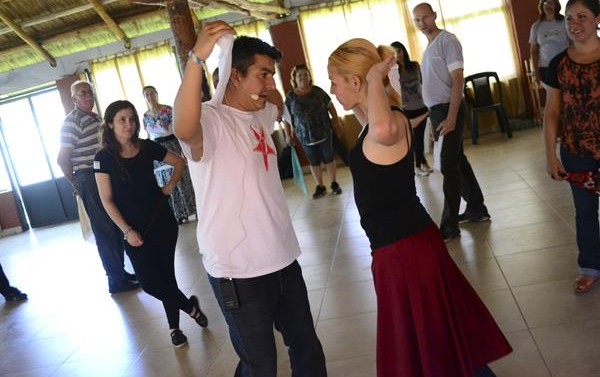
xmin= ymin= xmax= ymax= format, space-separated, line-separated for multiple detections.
xmin=405 ymin=0 xmax=517 ymax=79
xmin=299 ymin=0 xmax=518 ymax=113
xmin=299 ymin=0 xmax=410 ymax=110
xmin=0 ymin=135 xmax=11 ymax=192
xmin=90 ymin=42 xmax=182 ymax=134
xmin=0 ymin=88 xmax=65 ymax=186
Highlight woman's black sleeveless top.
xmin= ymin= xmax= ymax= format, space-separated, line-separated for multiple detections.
xmin=348 ymin=111 xmax=432 ymax=250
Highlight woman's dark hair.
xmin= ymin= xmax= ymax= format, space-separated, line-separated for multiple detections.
xmin=390 ymin=41 xmax=418 ymax=72
xmin=538 ymin=0 xmax=565 ymax=21
xmin=142 ymin=85 xmax=157 ymax=94
xmin=290 ymin=63 xmax=312 ymax=89
xmin=231 ymin=36 xmax=282 ymax=76
xmin=101 ymin=100 xmax=141 ymax=156
xmin=566 ymin=0 xmax=600 ymax=18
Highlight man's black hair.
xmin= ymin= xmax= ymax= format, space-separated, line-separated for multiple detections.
xmin=232 ymin=36 xmax=282 ymax=75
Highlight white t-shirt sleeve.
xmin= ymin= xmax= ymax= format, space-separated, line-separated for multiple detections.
xmin=178 ymin=104 xmax=218 ymax=162
xmin=445 ymin=34 xmax=464 ymax=73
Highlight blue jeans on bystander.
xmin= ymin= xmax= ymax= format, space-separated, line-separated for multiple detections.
xmin=74 ymin=169 xmax=128 ymax=289
xmin=560 ymin=147 xmax=600 ymax=277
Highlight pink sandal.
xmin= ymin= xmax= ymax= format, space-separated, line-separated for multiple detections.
xmin=574 ymin=275 xmax=600 ymax=294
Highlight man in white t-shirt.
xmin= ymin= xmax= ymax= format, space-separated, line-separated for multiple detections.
xmin=173 ymin=21 xmax=327 ymax=377
xmin=412 ymin=3 xmax=490 ymax=243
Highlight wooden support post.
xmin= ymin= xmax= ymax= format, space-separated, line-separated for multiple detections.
xmin=166 ymin=0 xmax=197 ymax=71
xmin=166 ymin=0 xmax=212 ymax=100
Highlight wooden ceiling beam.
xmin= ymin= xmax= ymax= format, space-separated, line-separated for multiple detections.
xmin=188 ymin=0 xmax=288 ymax=19
xmin=0 ymin=0 xmax=120 ymax=37
xmin=0 ymin=7 xmax=56 ymax=66
xmin=135 ymin=0 xmax=289 ymax=20
xmin=88 ymin=0 xmax=131 ymax=49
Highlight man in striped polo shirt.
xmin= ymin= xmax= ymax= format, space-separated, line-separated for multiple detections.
xmin=57 ymin=80 xmax=139 ymax=294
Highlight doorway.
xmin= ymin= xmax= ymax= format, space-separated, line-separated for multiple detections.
xmin=0 ymin=88 xmax=78 ymax=228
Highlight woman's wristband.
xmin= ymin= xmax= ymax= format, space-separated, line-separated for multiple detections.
xmin=123 ymin=227 xmax=133 ymax=240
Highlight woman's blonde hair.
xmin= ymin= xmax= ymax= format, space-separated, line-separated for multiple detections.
xmin=328 ymin=38 xmax=401 ymax=107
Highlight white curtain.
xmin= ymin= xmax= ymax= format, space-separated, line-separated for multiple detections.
xmin=90 ymin=42 xmax=181 ymax=123
xmin=299 ymin=0 xmax=519 ymax=113
xmin=299 ymin=0 xmax=410 ymax=112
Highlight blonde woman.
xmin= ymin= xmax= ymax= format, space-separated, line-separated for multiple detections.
xmin=328 ymin=38 xmax=511 ymax=377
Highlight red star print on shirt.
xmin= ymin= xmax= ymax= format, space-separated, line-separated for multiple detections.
xmin=251 ymin=127 xmax=275 ymax=171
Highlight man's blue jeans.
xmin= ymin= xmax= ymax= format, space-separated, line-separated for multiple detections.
xmin=560 ymin=147 xmax=600 ymax=276
xmin=209 ymin=260 xmax=327 ymax=377
xmin=74 ymin=170 xmax=126 ymax=287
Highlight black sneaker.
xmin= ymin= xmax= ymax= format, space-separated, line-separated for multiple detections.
xmin=3 ymin=287 xmax=27 ymax=302
xmin=441 ymin=227 xmax=460 ymax=243
xmin=109 ymin=280 xmax=141 ymax=294
xmin=331 ymin=181 xmax=342 ymax=195
xmin=458 ymin=210 xmax=491 ymax=224
xmin=170 ymin=329 xmax=188 ymax=348
xmin=312 ymin=185 xmax=327 ymax=199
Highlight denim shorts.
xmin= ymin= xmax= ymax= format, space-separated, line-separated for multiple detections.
xmin=302 ymin=137 xmax=334 ymax=166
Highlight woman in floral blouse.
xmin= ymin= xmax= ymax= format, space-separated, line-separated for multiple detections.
xmin=143 ymin=85 xmax=196 ymax=223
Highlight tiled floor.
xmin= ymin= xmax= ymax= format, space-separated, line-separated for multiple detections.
xmin=1 ymin=127 xmax=598 ymax=377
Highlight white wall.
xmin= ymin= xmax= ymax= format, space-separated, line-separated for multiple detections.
xmin=0 ymin=28 xmax=175 ymax=97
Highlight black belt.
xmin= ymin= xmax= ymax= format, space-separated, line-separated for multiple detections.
xmin=429 ymin=100 xmax=465 ymax=112
xmin=429 ymin=103 xmax=450 ymax=111
xmin=74 ymin=168 xmax=94 ymax=175
xmin=155 ymin=134 xmax=177 ymax=143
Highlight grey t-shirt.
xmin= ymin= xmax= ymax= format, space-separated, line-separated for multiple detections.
xmin=421 ymin=31 xmax=464 ymax=108
xmin=529 ymin=20 xmax=569 ymax=68
xmin=399 ymin=66 xmax=425 ymax=111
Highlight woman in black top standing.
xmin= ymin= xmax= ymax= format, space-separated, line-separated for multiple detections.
xmin=94 ymin=100 xmax=207 ymax=348
xmin=391 ymin=41 xmax=432 ymax=176
xmin=328 ymin=39 xmax=511 ymax=377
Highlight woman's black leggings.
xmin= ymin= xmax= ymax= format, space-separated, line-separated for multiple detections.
xmin=126 ymin=214 xmax=192 ymax=329
xmin=404 ymin=107 xmax=429 ymax=167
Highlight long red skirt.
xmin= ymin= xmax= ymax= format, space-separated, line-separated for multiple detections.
xmin=371 ymin=223 xmax=512 ymax=377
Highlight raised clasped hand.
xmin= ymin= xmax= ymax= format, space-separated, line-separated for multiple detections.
xmin=192 ymin=21 xmax=236 ymax=61
xmin=366 ymin=56 xmax=396 ymax=82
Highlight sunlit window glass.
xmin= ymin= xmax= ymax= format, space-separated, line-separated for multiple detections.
xmin=0 ymin=99 xmax=52 ymax=185
xmin=0 ymin=144 xmax=10 ymax=192
xmin=30 ymin=90 xmax=66 ymax=178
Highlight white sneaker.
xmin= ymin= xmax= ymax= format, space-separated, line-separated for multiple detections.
xmin=415 ymin=167 xmax=430 ymax=177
